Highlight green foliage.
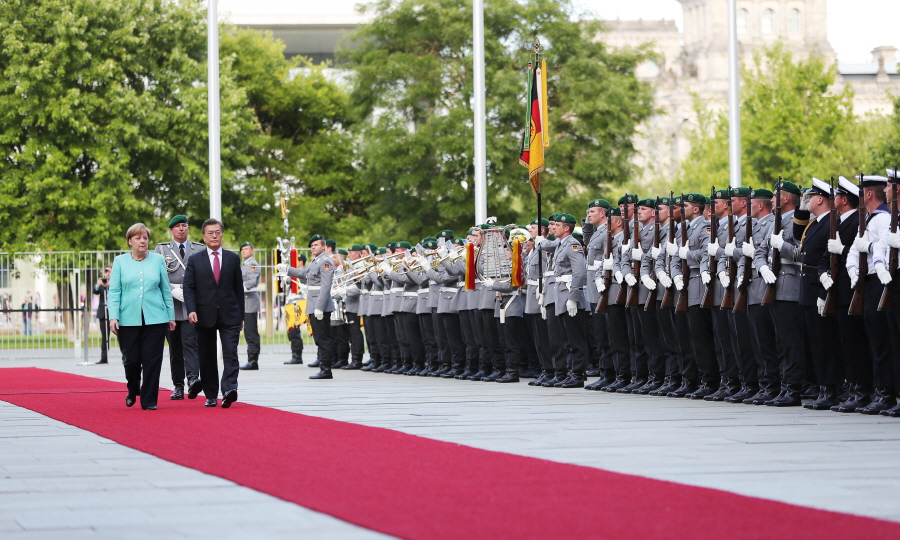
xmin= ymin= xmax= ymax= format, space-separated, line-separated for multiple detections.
xmin=340 ymin=0 xmax=655 ymax=239
xmin=673 ymin=43 xmax=884 ymax=196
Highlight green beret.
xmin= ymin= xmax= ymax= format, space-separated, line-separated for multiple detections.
xmin=673 ymin=196 xmax=682 ymax=205
xmin=548 ymin=213 xmax=559 ymax=222
xmin=336 ymin=248 xmax=348 ymax=256
xmin=376 ymin=247 xmax=387 ymax=255
xmin=572 ymin=231 xmax=583 ymax=240
xmin=349 ymin=244 xmax=366 ymax=252
xmin=437 ymin=230 xmax=454 ymax=239
xmin=450 ymin=238 xmax=465 ymax=246
xmin=239 ymin=241 xmax=253 ymax=249
xmin=396 ymin=241 xmax=412 ymax=249
xmin=421 ymin=237 xmax=437 ymax=244
xmin=638 ymin=198 xmax=656 ymax=208
xmin=308 ymin=234 xmax=324 ymax=247
xmin=617 ymin=194 xmax=638 ymax=205
xmin=530 ymin=218 xmax=549 ymax=227
xmin=556 ymin=213 xmax=577 ymax=224
xmin=588 ymin=199 xmax=611 ymax=210
xmin=365 ymin=243 xmax=378 ymax=253
xmin=298 ymin=253 xmax=308 ymax=263
xmin=325 ymin=239 xmax=336 ymax=249
xmin=774 ymin=180 xmax=801 ymax=196
xmin=730 ymin=187 xmax=751 ymax=198
xmin=167 ymin=215 xmax=188 ymax=228
xmin=751 ymin=188 xmax=773 ymax=199
xmin=423 ymin=240 xmax=437 ymax=249
xmin=609 ymin=208 xmax=622 ymax=217
xmin=684 ymin=193 xmax=707 ymax=204
xmin=386 ymin=241 xmax=396 ymax=249
xmin=713 ymin=189 xmax=730 ymax=200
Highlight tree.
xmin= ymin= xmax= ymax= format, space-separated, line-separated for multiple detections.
xmin=341 ymin=0 xmax=655 ymax=240
xmin=0 ymin=0 xmax=255 ymax=252
xmin=673 ymin=43 xmax=881 ymax=195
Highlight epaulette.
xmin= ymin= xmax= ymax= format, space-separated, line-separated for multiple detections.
xmin=156 ymin=242 xmax=169 ymax=247
xmin=793 ymin=217 xmax=810 ymax=226
xmin=191 ymin=241 xmax=205 ymax=247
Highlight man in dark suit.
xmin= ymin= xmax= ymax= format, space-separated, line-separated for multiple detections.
xmin=183 ymin=218 xmax=245 ymax=408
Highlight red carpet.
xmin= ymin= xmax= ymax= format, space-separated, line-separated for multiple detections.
xmin=1 ymin=367 xmax=898 ymax=539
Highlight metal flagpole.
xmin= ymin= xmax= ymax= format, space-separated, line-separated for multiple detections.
xmin=208 ymin=0 xmax=222 ymax=220
xmin=473 ymin=0 xmax=487 ymax=224
xmin=727 ymin=0 xmax=741 ymax=189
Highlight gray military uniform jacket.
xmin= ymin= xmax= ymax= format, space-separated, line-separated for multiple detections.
xmin=385 ymin=267 xmax=418 ymax=313
xmin=701 ymin=214 xmax=737 ymax=306
xmin=408 ymin=268 xmax=431 ymax=315
xmin=288 ymin=253 xmax=335 ymax=314
xmin=444 ymin=259 xmax=469 ymax=312
xmin=426 ymin=266 xmax=458 ymax=314
xmin=491 ymin=280 xmax=524 ymax=319
xmin=738 ymin=213 xmax=774 ymax=305
xmin=539 ymin=238 xmax=561 ymax=308
xmin=241 ymin=256 xmax=262 ymax=313
xmin=524 ymin=246 xmax=549 ymax=315
xmin=551 ymin=234 xmax=588 ymax=316
xmin=671 ymin=216 xmax=710 ymax=307
xmin=366 ymin=272 xmax=386 ymax=317
xmin=155 ymin=240 xmax=205 ymax=321
xmin=753 ymin=209 xmax=801 ymax=303
xmin=585 ymin=224 xmax=607 ymax=305
xmin=608 ymin=231 xmax=624 ymax=304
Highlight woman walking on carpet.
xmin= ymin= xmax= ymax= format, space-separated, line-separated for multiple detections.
xmin=108 ymin=223 xmax=176 ymax=410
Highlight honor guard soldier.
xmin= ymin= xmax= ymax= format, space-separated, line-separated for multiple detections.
xmin=549 ymin=213 xmax=590 ymax=388
xmin=155 ymin=215 xmax=204 ymax=400
xmin=238 ymin=242 xmax=262 ymax=370
xmin=280 ymin=234 xmax=337 ymax=379
xmin=582 ymin=199 xmax=615 ymax=389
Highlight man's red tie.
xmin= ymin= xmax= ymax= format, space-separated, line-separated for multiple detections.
xmin=213 ymin=251 xmax=220 ymax=284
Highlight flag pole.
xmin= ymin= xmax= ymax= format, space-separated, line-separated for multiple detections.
xmin=727 ymin=0 xmax=741 ymax=189
xmin=533 ymin=40 xmax=543 ymax=295
xmin=208 ymin=0 xmax=222 ymax=219
xmin=473 ymin=0 xmax=487 ymax=224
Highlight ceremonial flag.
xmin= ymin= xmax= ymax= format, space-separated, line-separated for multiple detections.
xmin=519 ymin=61 xmax=549 ymax=195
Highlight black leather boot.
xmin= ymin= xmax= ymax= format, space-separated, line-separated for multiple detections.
xmin=667 ymin=378 xmax=697 ymax=398
xmin=308 ymin=359 xmax=321 ymax=368
xmin=880 ymin=401 xmax=900 ymax=417
xmin=708 ymin=378 xmax=741 ymax=402
xmin=859 ymin=388 xmax=897 ymax=414
xmin=652 ymin=376 xmax=680 ymax=396
xmin=284 ymin=356 xmax=304 ymax=365
xmin=467 ymin=370 xmax=488 ymax=381
xmin=725 ymin=383 xmax=758 ymax=403
xmin=497 ymin=370 xmax=519 ymax=383
xmin=618 ymin=375 xmax=647 ymax=393
xmin=806 ymin=385 xmax=839 ymax=410
xmin=834 ymin=383 xmax=872 ymax=412
xmin=310 ymin=368 xmax=333 ymax=379
xmin=771 ymin=383 xmax=803 ymax=407
xmin=601 ymin=372 xmax=631 ymax=392
xmin=482 ymin=370 xmax=504 ymax=382
xmin=560 ymin=371 xmax=585 ymax=388
xmin=686 ymin=381 xmax=718 ymax=400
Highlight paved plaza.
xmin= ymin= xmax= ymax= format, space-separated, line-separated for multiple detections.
xmin=1 ymin=347 xmax=899 ymax=538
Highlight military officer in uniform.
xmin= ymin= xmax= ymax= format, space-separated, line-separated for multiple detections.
xmin=238 ymin=242 xmax=262 ymax=370
xmin=582 ymin=199 xmax=615 ymax=389
xmin=549 ymin=213 xmax=590 ymax=388
xmin=154 ymin=215 xmax=204 ymax=400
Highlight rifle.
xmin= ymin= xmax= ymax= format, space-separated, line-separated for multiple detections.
xmin=879 ymin=167 xmax=898 ymax=311
xmin=645 ymin=198 xmax=660 ymax=311
xmin=762 ymin=178 xmax=782 ymax=305
xmin=675 ymin=193 xmax=690 ymax=312
xmin=596 ymin=216 xmax=612 ymax=314
xmin=615 ymin=198 xmax=630 ymax=305
xmin=661 ymin=192 xmax=676 ymax=309
xmin=824 ymin=177 xmax=840 ymax=315
xmin=720 ymin=190 xmax=736 ymax=309
xmin=734 ymin=186 xmax=752 ymax=313
xmin=626 ymin=200 xmax=641 ymax=307
xmin=700 ymin=186 xmax=716 ymax=308
xmin=849 ymin=173 xmax=867 ymax=315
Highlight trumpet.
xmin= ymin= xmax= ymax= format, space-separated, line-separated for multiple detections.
xmin=396 ymin=256 xmax=427 ymax=275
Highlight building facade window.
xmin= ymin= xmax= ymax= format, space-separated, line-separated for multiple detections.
xmin=762 ymin=9 xmax=775 ymax=34
xmin=737 ymin=8 xmax=748 ymax=34
xmin=788 ymin=9 xmax=801 ymax=34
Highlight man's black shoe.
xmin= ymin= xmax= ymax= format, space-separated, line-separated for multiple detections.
xmin=221 ymin=389 xmax=238 ymax=408
xmin=187 ymin=378 xmax=203 ymax=400
xmin=204 ymin=399 xmax=217 ymax=407
xmin=308 ymin=360 xmax=321 ymax=368
xmin=170 ymin=386 xmax=184 ymax=400
xmin=284 ymin=357 xmax=304 ymax=365
xmin=126 ymin=394 xmax=136 ymax=407
xmin=310 ymin=370 xmax=334 ymax=380
xmin=239 ymin=361 xmax=259 ymax=371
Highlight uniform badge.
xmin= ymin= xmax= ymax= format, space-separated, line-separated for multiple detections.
xmin=324 ymin=264 xmax=331 ymax=270
xmin=251 ymin=266 xmax=257 ymax=271
xmin=165 ymin=256 xmax=172 ymax=260
xmin=572 ymin=245 xmax=580 ymax=251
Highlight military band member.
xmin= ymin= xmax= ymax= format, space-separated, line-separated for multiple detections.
xmin=281 ymin=234 xmax=337 ymax=379
xmin=337 ymin=245 xmax=367 ymax=370
xmin=238 ymin=242 xmax=262 ymax=370
xmin=155 ymin=215 xmax=204 ymax=400
xmin=485 ymin=229 xmax=529 ymax=383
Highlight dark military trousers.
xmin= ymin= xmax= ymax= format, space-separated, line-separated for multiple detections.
xmin=605 ymin=304 xmax=631 ymax=376
xmin=545 ymin=304 xmax=567 ymax=373
xmin=712 ymin=307 xmax=740 ymax=380
xmin=382 ymin=314 xmax=399 ymax=365
xmin=801 ymin=304 xmax=842 ymax=386
xmin=526 ymin=313 xmax=553 ymax=370
xmin=243 ymin=312 xmax=260 ymax=361
xmin=395 ymin=312 xmax=412 ymax=367
xmin=673 ymin=309 xmax=698 ymax=383
xmin=588 ymin=310 xmax=613 ymax=373
xmin=362 ymin=316 xmax=380 ymax=364
xmin=458 ymin=310 xmax=480 ymax=371
xmin=401 ymin=312 xmax=424 ymax=369
xmin=438 ymin=312 xmax=466 ymax=369
xmin=863 ymin=279 xmax=894 ymax=388
xmin=500 ymin=315 xmax=527 ymax=374
xmin=335 ymin=323 xmax=350 ymax=363
xmin=345 ymin=313 xmax=364 ymax=364
xmin=656 ymin=305 xmax=681 ymax=379
xmin=748 ymin=304 xmax=780 ymax=389
xmin=288 ymin=326 xmax=305 ymax=362
xmin=771 ymin=301 xmax=806 ymax=386
xmin=836 ymin=308 xmax=871 ymax=385
xmin=728 ymin=310 xmax=760 ymax=386
xmin=309 ymin=313 xmax=336 ymax=370
xmin=559 ymin=309 xmax=589 ymax=373
xmin=626 ymin=306 xmax=649 ymax=377
xmin=687 ymin=306 xmax=718 ymax=384
xmin=479 ymin=309 xmax=504 ymax=373
xmin=419 ymin=311 xmax=438 ymax=369
xmin=166 ymin=319 xmax=199 ymax=387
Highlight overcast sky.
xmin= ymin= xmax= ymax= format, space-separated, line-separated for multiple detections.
xmin=574 ymin=0 xmax=900 ymax=65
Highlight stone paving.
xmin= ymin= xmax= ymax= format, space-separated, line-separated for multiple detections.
xmin=2 ymin=347 xmax=899 ymax=538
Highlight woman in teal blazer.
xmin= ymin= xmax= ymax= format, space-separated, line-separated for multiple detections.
xmin=108 ymin=223 xmax=176 ymax=410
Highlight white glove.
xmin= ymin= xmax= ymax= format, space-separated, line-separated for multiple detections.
xmin=849 ymin=267 xmax=859 ymax=289
xmin=641 ymin=274 xmax=657 ymax=290
xmin=701 ymin=271 xmax=711 ymax=285
xmin=483 ymin=278 xmax=495 ymax=289
xmin=171 ymin=286 xmax=184 ymax=303
xmin=651 ymin=246 xmax=661 ymax=259
xmin=827 ymin=238 xmax=845 ymax=255
xmin=314 ymin=309 xmax=324 ymax=320
xmin=657 ymin=272 xmax=672 ymax=288
xmin=666 ymin=241 xmax=677 ymax=257
xmin=595 ymin=276 xmax=605 ymax=293
xmin=888 ymin=230 xmax=900 ymax=249
xmin=379 ymin=261 xmax=391 ymax=273
xmin=534 ymin=235 xmax=545 ymax=247
xmin=603 ymin=256 xmax=614 ymax=271
xmin=566 ymin=300 xmax=578 ymax=317
xmin=707 ymin=241 xmax=719 ymax=258
xmin=817 ymin=297 xmax=825 ymax=316
xmin=854 ymin=232 xmax=871 ymax=254
xmin=437 ymin=247 xmax=450 ymax=258
xmin=678 ymin=245 xmax=689 ymax=260
xmin=535 ymin=290 xmax=543 ymax=305
xmin=540 ymin=305 xmax=547 ymax=320
xmin=724 ymin=239 xmax=736 ymax=257
xmin=876 ymin=263 xmax=893 ymax=285
xmin=760 ymin=265 xmax=776 ymax=285
xmin=800 ymin=190 xmax=813 ymax=211
xmin=614 ymin=271 xmax=623 ymax=284
xmin=674 ymin=275 xmax=684 ymax=291
xmin=631 ymin=244 xmax=644 ymax=261
xmin=624 ymin=273 xmax=637 ymax=287
xmin=275 ymin=263 xmax=289 ymax=274
xmin=742 ymin=239 xmax=755 ymax=258
xmin=736 ymin=275 xmax=743 ymax=289
xmin=718 ymin=271 xmax=730 ymax=289
xmin=819 ymin=272 xmax=834 ymax=290
xmin=770 ymin=230 xmax=785 ymax=251
xmin=621 ymin=242 xmax=631 ymax=255
xmin=332 ymin=286 xmax=345 ymax=299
